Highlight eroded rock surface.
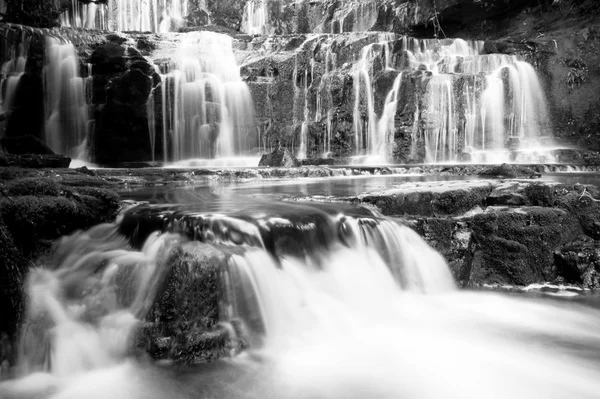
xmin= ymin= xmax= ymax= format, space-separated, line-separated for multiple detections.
xmin=306 ymin=179 xmax=600 ymax=288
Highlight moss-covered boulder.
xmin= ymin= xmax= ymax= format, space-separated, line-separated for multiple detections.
xmin=136 ymin=241 xmax=236 ymax=363
xmin=0 ymin=170 xmax=120 ymax=368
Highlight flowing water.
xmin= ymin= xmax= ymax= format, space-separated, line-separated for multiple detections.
xmin=56 ymin=0 xmax=197 ymax=32
xmin=44 ymin=36 xmax=89 ymax=159
xmin=154 ymin=31 xmax=256 ymax=162
xmin=2 ymin=188 xmax=600 ymax=399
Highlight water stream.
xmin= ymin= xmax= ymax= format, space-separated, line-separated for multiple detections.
xmin=1 ymin=189 xmax=600 ymax=398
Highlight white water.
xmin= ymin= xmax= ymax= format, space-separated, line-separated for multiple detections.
xmin=44 ymin=37 xmax=89 ymax=159
xmin=2 ymin=203 xmax=600 ymax=398
xmin=283 ymin=34 xmax=554 ymax=164
xmin=158 ymin=31 xmax=256 ymax=162
xmin=373 ymin=38 xmax=553 ymax=163
xmin=353 ymin=35 xmax=394 ymax=157
xmin=57 ymin=0 xmax=197 ymax=32
xmin=242 ymin=0 xmax=268 ymax=35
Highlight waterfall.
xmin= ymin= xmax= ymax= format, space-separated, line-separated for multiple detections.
xmin=160 ymin=31 xmax=256 ymax=161
xmin=346 ymin=37 xmax=552 ymax=163
xmin=352 ymin=34 xmax=393 ymax=162
xmin=4 ymin=199 xmax=600 ymax=398
xmin=44 ymin=36 xmax=89 ymax=159
xmin=242 ymin=0 xmax=268 ymax=35
xmin=60 ymin=0 xmax=108 ymax=30
xmin=57 ymin=0 xmax=196 ymax=32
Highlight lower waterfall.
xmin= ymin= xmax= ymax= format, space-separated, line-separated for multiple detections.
xmin=2 ymin=200 xmax=600 ymax=399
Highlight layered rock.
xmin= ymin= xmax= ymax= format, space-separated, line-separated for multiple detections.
xmin=308 ymin=178 xmax=600 ymax=288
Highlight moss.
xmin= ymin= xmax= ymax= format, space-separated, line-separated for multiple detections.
xmin=524 ymin=183 xmax=555 ymax=206
xmin=3 ymin=178 xmax=61 ymax=196
xmin=0 ymin=171 xmax=121 ymax=365
xmin=138 ymin=242 xmax=227 ymax=363
xmin=431 ymin=186 xmax=490 ymax=215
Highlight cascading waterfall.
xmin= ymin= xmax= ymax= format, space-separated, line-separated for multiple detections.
xmin=158 ymin=31 xmax=256 ymax=161
xmin=3 ymin=199 xmax=600 ymax=398
xmin=56 ymin=0 xmax=196 ymax=32
xmin=44 ymin=36 xmax=89 ymax=159
xmin=242 ymin=0 xmax=268 ymax=35
xmin=349 ymin=36 xmax=552 ymax=163
xmin=60 ymin=0 xmax=108 ymax=30
xmin=353 ymin=34 xmax=393 ymax=162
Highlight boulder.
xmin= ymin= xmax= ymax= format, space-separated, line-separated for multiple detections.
xmin=258 ymin=148 xmax=301 ymax=167
xmin=136 ymin=242 xmax=237 ymax=363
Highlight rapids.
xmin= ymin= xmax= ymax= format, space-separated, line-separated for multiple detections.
xmin=1 ymin=197 xmax=600 ymax=399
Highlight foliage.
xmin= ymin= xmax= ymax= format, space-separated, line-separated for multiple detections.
xmin=563 ymin=57 xmax=588 ymax=89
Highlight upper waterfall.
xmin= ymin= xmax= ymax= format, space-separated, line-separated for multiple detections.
xmin=58 ymin=0 xmax=200 ymax=32
xmin=153 ymin=31 xmax=257 ymax=161
xmin=243 ymin=32 xmax=555 ymax=164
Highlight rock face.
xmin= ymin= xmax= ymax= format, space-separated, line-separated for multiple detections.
xmin=90 ymin=38 xmax=162 ymax=165
xmin=318 ymin=179 xmax=600 ymax=288
xmin=232 ymin=0 xmax=600 ymax=163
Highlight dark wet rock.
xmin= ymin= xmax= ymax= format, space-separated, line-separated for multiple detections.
xmin=6 ymin=154 xmax=71 ymax=168
xmin=136 ymin=242 xmax=234 ymax=363
xmin=555 ymin=238 xmax=600 ymax=289
xmin=478 ymin=163 xmax=541 ymax=179
xmin=351 ymin=181 xmax=494 ymax=217
xmin=1 ymin=135 xmax=54 ymax=155
xmin=258 ymin=147 xmax=301 ymax=167
xmin=301 ymin=158 xmax=336 ymax=166
xmin=90 ymin=37 xmax=161 ymax=165
xmin=464 ymin=206 xmax=581 ymax=286
xmin=90 ymin=43 xmax=128 ymax=75
xmin=0 ymin=152 xmax=8 ymax=167
xmin=305 ymin=178 xmax=600 ymax=287
xmin=109 ymin=69 xmax=153 ymax=106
